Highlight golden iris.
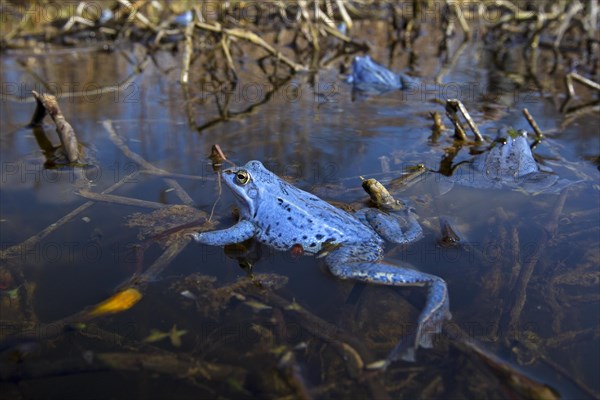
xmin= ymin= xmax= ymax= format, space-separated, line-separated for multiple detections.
xmin=235 ymin=170 xmax=250 ymax=184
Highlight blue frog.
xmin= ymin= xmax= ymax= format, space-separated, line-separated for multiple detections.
xmin=445 ymin=129 xmax=575 ymax=194
xmin=347 ymin=55 xmax=420 ymax=93
xmin=192 ymin=160 xmax=450 ymax=363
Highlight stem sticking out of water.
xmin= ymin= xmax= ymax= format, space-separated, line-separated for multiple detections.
xmin=445 ymin=111 xmax=468 ymax=141
xmin=30 ymin=91 xmax=80 ymax=162
xmin=522 ymin=108 xmax=544 ymax=140
xmin=180 ymin=17 xmax=195 ymax=85
xmin=446 ymin=99 xmax=484 ymax=142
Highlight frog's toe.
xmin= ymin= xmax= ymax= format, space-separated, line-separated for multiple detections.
xmin=387 ymin=331 xmax=418 ymax=362
xmin=400 ymin=348 xmax=416 ymax=363
xmin=419 ymin=333 xmax=434 ymax=349
xmin=189 ymin=232 xmax=202 ymax=242
xmin=389 ymin=328 xmax=435 ymax=363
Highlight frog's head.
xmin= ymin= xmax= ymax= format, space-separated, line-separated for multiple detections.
xmin=490 ymin=128 xmax=538 ymax=177
xmin=222 ymin=160 xmax=275 ymax=219
xmin=498 ymin=128 xmax=533 ymax=155
xmin=498 ymin=128 xmax=528 ymax=143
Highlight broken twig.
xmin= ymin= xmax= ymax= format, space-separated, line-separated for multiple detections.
xmin=522 ymin=108 xmax=544 ymax=139
xmin=30 ymin=91 xmax=80 ymax=162
xmin=445 ymin=111 xmax=468 ymax=141
xmin=446 ymin=99 xmax=484 ymax=142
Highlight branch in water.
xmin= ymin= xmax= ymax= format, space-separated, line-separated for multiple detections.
xmin=30 ymin=90 xmax=80 ymax=162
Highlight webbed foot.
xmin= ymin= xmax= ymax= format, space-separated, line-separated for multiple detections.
xmin=325 ymin=242 xmax=450 ymax=362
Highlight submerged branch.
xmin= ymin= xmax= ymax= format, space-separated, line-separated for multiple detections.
xmin=103 ymin=120 xmax=169 ymax=175
xmin=127 ymin=238 xmax=192 ymax=289
xmin=0 ymin=351 xmax=245 ymax=384
xmin=505 ymin=189 xmax=569 ymax=338
xmin=0 ymin=171 xmax=138 ymax=262
xmin=76 ymin=190 xmax=170 ymax=209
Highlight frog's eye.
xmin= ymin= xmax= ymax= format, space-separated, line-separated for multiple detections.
xmin=235 ymin=170 xmax=250 ymax=185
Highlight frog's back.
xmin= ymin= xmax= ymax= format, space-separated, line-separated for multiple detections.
xmin=252 ymin=175 xmax=378 ymax=253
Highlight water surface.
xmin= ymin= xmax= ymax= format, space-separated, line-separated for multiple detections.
xmin=1 ymin=21 xmax=599 ymax=399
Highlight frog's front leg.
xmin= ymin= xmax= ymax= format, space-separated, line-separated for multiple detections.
xmin=325 ymin=242 xmax=450 ymax=364
xmin=356 ymin=208 xmax=423 ymax=244
xmin=191 ymin=220 xmax=256 ymax=246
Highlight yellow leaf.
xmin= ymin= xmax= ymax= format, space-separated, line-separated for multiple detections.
xmin=143 ymin=329 xmax=169 ymax=343
xmin=88 ymin=288 xmax=142 ymax=317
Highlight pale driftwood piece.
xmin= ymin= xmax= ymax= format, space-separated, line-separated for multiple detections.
xmin=31 ymin=91 xmax=80 ymax=162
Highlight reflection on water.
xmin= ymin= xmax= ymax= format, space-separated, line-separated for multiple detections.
xmin=1 ymin=21 xmax=599 ymax=400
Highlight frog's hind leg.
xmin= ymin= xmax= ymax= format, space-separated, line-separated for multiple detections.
xmin=325 ymin=243 xmax=450 ymax=363
xmin=356 ymin=208 xmax=423 ymax=244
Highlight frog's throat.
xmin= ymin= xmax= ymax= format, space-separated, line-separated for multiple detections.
xmin=229 ymin=186 xmax=255 ymax=218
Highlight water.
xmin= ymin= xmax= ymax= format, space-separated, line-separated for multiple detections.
xmin=1 ymin=23 xmax=599 ymax=399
